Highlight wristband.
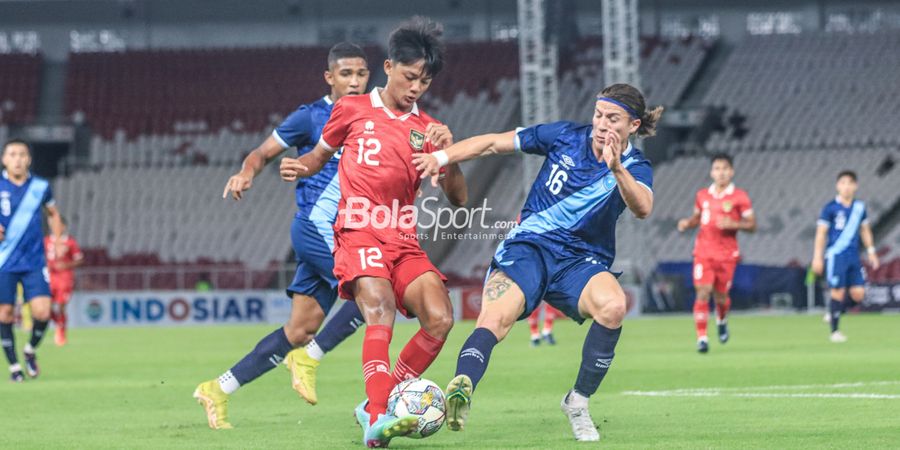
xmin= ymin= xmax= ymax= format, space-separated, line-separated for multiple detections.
xmin=433 ymin=150 xmax=449 ymax=168
xmin=867 ymin=246 xmax=876 ymax=255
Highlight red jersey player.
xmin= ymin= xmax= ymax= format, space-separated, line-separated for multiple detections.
xmin=44 ymin=219 xmax=83 ymax=346
xmin=677 ymin=153 xmax=755 ymax=353
xmin=280 ymin=18 xmax=467 ymax=447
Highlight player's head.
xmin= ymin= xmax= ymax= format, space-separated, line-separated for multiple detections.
xmin=2 ymin=138 xmax=32 ymax=177
xmin=592 ymin=83 xmax=664 ymax=152
xmin=709 ymin=153 xmax=734 ymax=187
xmin=836 ymin=170 xmax=858 ymax=199
xmin=325 ymin=42 xmax=369 ymax=100
xmin=383 ymin=16 xmax=445 ymax=110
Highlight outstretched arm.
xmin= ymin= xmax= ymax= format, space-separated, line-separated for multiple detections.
xmin=279 ymin=143 xmax=334 ymax=182
xmin=223 ymin=136 xmax=289 ymax=200
xmin=412 ymin=130 xmax=518 ymax=187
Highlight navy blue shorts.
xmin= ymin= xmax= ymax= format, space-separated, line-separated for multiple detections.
xmin=825 ymin=253 xmax=865 ymax=289
xmin=0 ymin=268 xmax=51 ymax=304
xmin=287 ymin=217 xmax=339 ymax=314
xmin=490 ymin=238 xmax=615 ymax=324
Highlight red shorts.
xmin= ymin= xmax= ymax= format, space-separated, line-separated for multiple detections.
xmin=333 ymin=229 xmax=447 ymax=317
xmin=693 ymin=257 xmax=737 ymax=293
xmin=50 ymin=282 xmax=73 ymax=304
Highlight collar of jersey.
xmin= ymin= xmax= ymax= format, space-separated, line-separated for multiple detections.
xmin=370 ymin=88 xmax=419 ymax=121
xmin=1 ymin=170 xmax=32 ymax=183
xmin=708 ymin=182 xmax=735 ymax=198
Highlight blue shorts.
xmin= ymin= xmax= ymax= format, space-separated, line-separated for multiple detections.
xmin=490 ymin=238 xmax=615 ymax=324
xmin=0 ymin=268 xmax=51 ymax=304
xmin=825 ymin=253 xmax=865 ymax=289
xmin=287 ymin=217 xmax=339 ymax=314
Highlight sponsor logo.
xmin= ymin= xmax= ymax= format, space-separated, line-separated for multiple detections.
xmin=561 ymin=154 xmax=576 ymax=169
xmin=364 ymin=120 xmax=376 ymax=135
xmin=594 ymin=358 xmax=612 ymax=369
xmin=460 ymin=348 xmax=485 ymax=363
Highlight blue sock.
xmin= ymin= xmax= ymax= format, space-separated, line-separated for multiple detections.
xmin=229 ymin=327 xmax=294 ymax=385
xmin=315 ymin=301 xmax=365 ymax=353
xmin=30 ymin=320 xmax=49 ymax=348
xmin=1 ymin=322 xmax=16 ymax=366
xmin=830 ymin=299 xmax=842 ymax=333
xmin=573 ymin=322 xmax=622 ymax=397
xmin=455 ymin=327 xmax=498 ymax=390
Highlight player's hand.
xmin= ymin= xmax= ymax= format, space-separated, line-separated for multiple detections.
xmin=412 ymin=152 xmax=442 ymax=187
xmin=868 ymin=252 xmax=880 ymax=270
xmin=425 ymin=123 xmax=454 ymax=149
xmin=811 ymin=258 xmax=824 ymax=276
xmin=280 ymin=157 xmax=308 ymax=182
xmin=677 ymin=219 xmax=690 ymax=232
xmin=601 ymin=131 xmax=623 ymax=171
xmin=222 ymin=172 xmax=253 ymax=201
xmin=717 ymin=217 xmax=739 ymax=230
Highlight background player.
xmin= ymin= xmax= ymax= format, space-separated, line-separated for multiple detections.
xmin=812 ymin=170 xmax=879 ymax=343
xmin=677 ymin=154 xmax=755 ymax=353
xmin=44 ymin=218 xmax=83 ymax=346
xmin=527 ymin=302 xmax=561 ymax=346
xmin=281 ymin=17 xmax=467 ymax=447
xmin=0 ymin=139 xmax=65 ymax=382
xmin=413 ymin=83 xmax=660 ymax=442
xmin=193 ymin=42 xmax=372 ymax=429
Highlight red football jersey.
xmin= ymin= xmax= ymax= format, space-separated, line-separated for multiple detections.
xmin=693 ymin=184 xmax=753 ymax=261
xmin=319 ymin=89 xmax=442 ymax=243
xmin=44 ymin=234 xmax=83 ymax=283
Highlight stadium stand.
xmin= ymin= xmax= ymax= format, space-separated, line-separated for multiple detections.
xmin=0 ymin=53 xmax=41 ymax=125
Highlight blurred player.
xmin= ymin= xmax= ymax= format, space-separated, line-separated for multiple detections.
xmin=676 ymin=154 xmax=755 ymax=353
xmin=281 ymin=17 xmax=467 ymax=447
xmin=414 ymin=83 xmax=660 ymax=442
xmin=527 ymin=302 xmax=561 ymax=346
xmin=44 ymin=218 xmax=83 ymax=346
xmin=812 ymin=170 xmax=879 ymax=343
xmin=193 ymin=43 xmax=373 ymax=429
xmin=0 ymin=139 xmax=65 ymax=382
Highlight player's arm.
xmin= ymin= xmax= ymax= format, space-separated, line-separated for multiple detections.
xmin=811 ymin=223 xmax=828 ymax=276
xmin=860 ymin=221 xmax=880 ymax=270
xmin=718 ymin=214 xmax=756 ymax=232
xmin=45 ymin=204 xmax=64 ymax=239
xmin=677 ymin=208 xmax=701 ymax=232
xmin=412 ymin=130 xmax=518 ymax=186
xmin=603 ymin=131 xmax=653 ymax=219
xmin=223 ymin=136 xmax=289 ymax=200
xmin=280 ymin=144 xmax=334 ymax=182
xmin=424 ymin=123 xmax=468 ymax=207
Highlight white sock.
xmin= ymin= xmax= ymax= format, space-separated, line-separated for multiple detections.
xmin=9 ymin=363 xmax=21 ymax=373
xmin=530 ymin=333 xmax=540 ymax=340
xmin=542 ymin=329 xmax=552 ymax=336
xmin=218 ymin=370 xmax=240 ymax=394
xmin=567 ymin=390 xmax=590 ymax=408
xmin=23 ymin=343 xmax=34 ymax=354
xmin=306 ymin=340 xmax=324 ymax=361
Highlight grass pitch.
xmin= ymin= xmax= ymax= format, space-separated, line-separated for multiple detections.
xmin=3 ymin=313 xmax=900 ymax=449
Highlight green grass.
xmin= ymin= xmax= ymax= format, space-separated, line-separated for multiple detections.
xmin=4 ymin=314 xmax=900 ymax=449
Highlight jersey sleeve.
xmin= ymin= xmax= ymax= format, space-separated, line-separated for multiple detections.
xmin=318 ymin=98 xmax=352 ymax=152
xmin=739 ymin=191 xmax=754 ymax=218
xmin=43 ymin=182 xmax=55 ymax=207
xmin=861 ymin=202 xmax=869 ymax=225
xmin=628 ymin=160 xmax=653 ymax=194
xmin=272 ymin=106 xmax=313 ymax=149
xmin=817 ymin=204 xmax=832 ymax=227
xmin=70 ymin=238 xmax=84 ymax=260
xmin=514 ymin=121 xmax=569 ymax=156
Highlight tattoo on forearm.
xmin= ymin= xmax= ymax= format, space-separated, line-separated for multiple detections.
xmin=484 ymin=273 xmax=512 ymax=302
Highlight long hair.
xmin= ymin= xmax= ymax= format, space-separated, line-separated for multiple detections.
xmin=598 ymin=84 xmax=664 ymax=137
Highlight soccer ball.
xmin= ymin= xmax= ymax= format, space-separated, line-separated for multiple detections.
xmin=386 ymin=378 xmax=446 ymax=438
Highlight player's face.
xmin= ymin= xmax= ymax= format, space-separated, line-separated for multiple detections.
xmin=591 ymin=100 xmax=640 ymax=152
xmin=383 ymin=59 xmax=433 ymax=110
xmin=710 ymin=160 xmax=734 ymax=187
xmin=325 ymin=57 xmax=369 ymax=99
xmin=1 ymin=143 xmax=31 ymax=177
xmin=836 ymin=176 xmax=857 ymax=199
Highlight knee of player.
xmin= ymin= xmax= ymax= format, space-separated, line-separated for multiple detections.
xmin=475 ymin=316 xmax=513 ymax=342
xmin=283 ymin=325 xmax=313 ymax=347
xmin=592 ymin=295 xmax=627 ymax=326
xmin=422 ymin=314 xmax=453 ymax=339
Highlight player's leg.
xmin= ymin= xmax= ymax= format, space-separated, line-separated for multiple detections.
xmin=0 ymin=272 xmax=24 ymax=382
xmin=392 ymin=270 xmax=453 ymax=384
xmin=527 ymin=306 xmax=541 ymax=346
xmin=828 ymin=287 xmax=847 ymax=342
xmin=712 ymin=260 xmax=735 ymax=344
xmin=52 ymin=285 xmax=71 ymax=346
xmin=304 ymin=300 xmax=365 ymax=361
xmin=542 ymin=304 xmax=560 ymax=345
xmin=20 ymin=269 xmax=52 ymax=378
xmin=692 ymin=259 xmax=714 ymax=352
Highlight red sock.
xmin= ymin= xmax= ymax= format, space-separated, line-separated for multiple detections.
xmin=392 ymin=328 xmax=446 ymax=384
xmin=527 ymin=308 xmax=540 ymax=337
xmin=693 ymin=299 xmax=709 ymax=339
xmin=716 ymin=297 xmax=731 ymax=322
xmin=543 ymin=315 xmax=554 ymax=334
xmin=362 ymin=325 xmax=394 ymax=424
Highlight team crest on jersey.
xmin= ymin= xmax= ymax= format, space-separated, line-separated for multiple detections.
xmin=722 ymin=201 xmax=733 ymax=212
xmin=409 ymin=129 xmax=425 ymax=150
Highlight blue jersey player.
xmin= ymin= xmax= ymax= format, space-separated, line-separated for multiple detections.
xmin=812 ymin=170 xmax=879 ymax=343
xmin=414 ymin=83 xmax=662 ymax=442
xmin=0 ymin=139 xmax=65 ymax=382
xmin=194 ymin=43 xmax=375 ymax=429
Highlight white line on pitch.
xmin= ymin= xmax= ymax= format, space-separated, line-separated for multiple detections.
xmin=622 ymin=391 xmax=900 ymax=400
xmin=622 ymin=380 xmax=900 ymax=395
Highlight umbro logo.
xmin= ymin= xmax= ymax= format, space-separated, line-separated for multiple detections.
xmin=460 ymin=348 xmax=485 ymax=363
xmin=561 ymin=154 xmax=576 ymax=169
xmin=594 ymin=358 xmax=612 ymax=369
xmin=269 ymin=354 xmax=284 ymax=366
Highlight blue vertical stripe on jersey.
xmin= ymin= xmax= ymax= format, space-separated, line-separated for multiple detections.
xmin=825 ymin=201 xmax=865 ymax=258
xmin=0 ymin=178 xmax=48 ymax=269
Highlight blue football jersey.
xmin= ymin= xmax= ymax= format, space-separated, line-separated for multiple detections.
xmin=503 ymin=121 xmax=653 ymax=264
xmin=818 ymin=198 xmax=868 ymax=258
xmin=272 ymin=96 xmax=342 ymax=224
xmin=0 ymin=171 xmax=54 ymax=272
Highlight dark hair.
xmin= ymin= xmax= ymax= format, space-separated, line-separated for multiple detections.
xmin=388 ymin=16 xmax=445 ymax=77
xmin=2 ymin=138 xmax=31 ymax=157
xmin=327 ymin=42 xmax=367 ymax=68
xmin=597 ymin=83 xmax=664 ymax=137
xmin=710 ymin=152 xmax=733 ymax=167
xmin=837 ymin=170 xmax=857 ymax=182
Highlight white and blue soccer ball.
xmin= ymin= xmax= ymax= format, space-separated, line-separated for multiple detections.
xmin=386 ymin=378 xmax=446 ymax=438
